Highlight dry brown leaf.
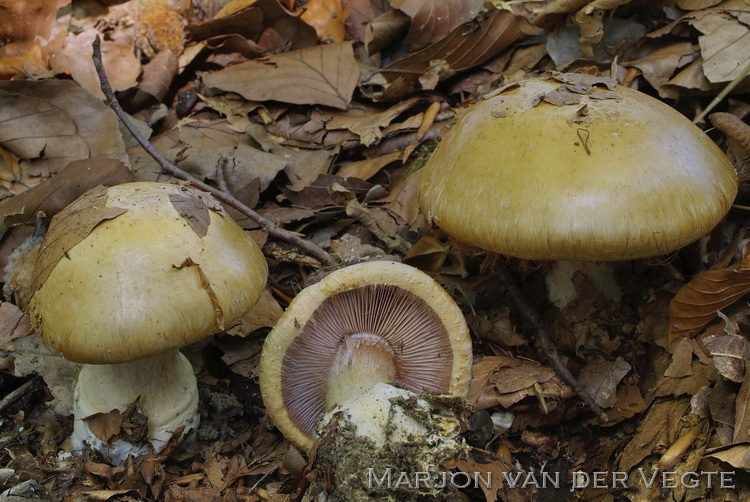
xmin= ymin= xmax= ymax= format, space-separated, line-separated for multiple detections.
xmin=189 ymin=0 xmax=317 ymax=51
xmin=203 ymin=42 xmax=359 ymax=109
xmin=703 ymin=334 xmax=750 ymax=383
xmin=48 ymin=27 xmax=141 ymax=99
xmin=326 ymin=98 xmax=420 ymax=147
xmin=0 ymin=302 xmax=31 ymax=345
xmin=169 ymin=193 xmax=212 ymax=237
xmin=668 ymin=266 xmax=750 ymax=343
xmin=215 ymin=0 xmax=260 ymax=18
xmin=0 ymin=0 xmax=69 ymax=46
xmin=677 ymin=0 xmax=723 ymax=8
xmin=301 ymin=0 xmax=349 ymax=43
xmin=346 ymin=0 xmax=390 ymax=42
xmin=735 ymin=373 xmax=750 ymax=442
xmin=455 ymin=450 xmax=505 ymax=502
xmin=0 ymin=44 xmax=48 ymax=80
xmin=138 ymin=50 xmax=179 ymax=101
xmin=402 ymin=235 xmax=450 ymax=272
xmin=369 ymin=8 xmax=521 ymax=101
xmin=226 ymin=288 xmax=284 ymax=335
xmin=0 ymin=158 xmax=133 ymax=229
xmin=0 ymin=80 xmax=129 ymax=176
xmin=689 ymin=3 xmax=750 ymax=83
xmin=624 ymin=42 xmax=694 ymax=95
xmin=364 ymin=8 xmax=411 ymax=56
xmin=85 ymin=408 xmax=124 ymax=442
xmin=578 ymin=357 xmax=631 ymax=409
xmin=337 ymin=151 xmax=402 ymax=181
xmin=392 ymin=0 xmax=483 ymax=50
xmin=704 ymin=443 xmax=750 ymax=470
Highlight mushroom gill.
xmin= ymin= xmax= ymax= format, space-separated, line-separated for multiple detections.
xmin=280 ymin=284 xmax=453 ymax=436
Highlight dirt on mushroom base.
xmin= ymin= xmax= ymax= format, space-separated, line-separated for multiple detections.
xmin=312 ymin=390 xmax=471 ymax=501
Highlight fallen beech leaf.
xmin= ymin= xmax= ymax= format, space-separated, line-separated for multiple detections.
xmin=624 ymin=42 xmax=694 ymax=94
xmin=47 ymin=27 xmax=141 ymax=99
xmin=203 ymin=42 xmax=359 ymax=109
xmin=85 ymin=408 xmax=124 ymax=442
xmin=369 ymin=8 xmax=521 ymax=101
xmin=0 ymin=80 xmax=129 ymax=176
xmin=735 ymin=372 xmax=750 ymax=441
xmin=689 ymin=5 xmax=750 ymax=83
xmin=578 ymin=357 xmax=631 ymax=409
xmin=364 ymin=8 xmax=410 ymax=56
xmin=0 ymin=158 xmax=133 ymax=229
xmin=402 ymin=235 xmax=450 ymax=272
xmin=668 ymin=267 xmax=750 ymax=343
xmin=704 ymin=443 xmax=750 ymax=470
xmin=703 ymin=334 xmax=750 ymax=382
xmin=301 ymin=0 xmax=349 ymax=42
xmin=392 ymin=0 xmax=483 ymax=50
xmin=226 ymin=288 xmax=284 ymax=335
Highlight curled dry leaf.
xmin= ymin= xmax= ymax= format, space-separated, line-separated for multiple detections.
xmin=0 ymin=80 xmax=129 ymax=176
xmin=668 ymin=264 xmax=750 ymax=344
xmin=138 ymin=50 xmax=179 ymax=101
xmin=203 ymin=42 xmax=359 ymax=109
xmin=391 ymin=0 xmax=483 ymax=50
xmin=346 ymin=0 xmax=390 ymax=42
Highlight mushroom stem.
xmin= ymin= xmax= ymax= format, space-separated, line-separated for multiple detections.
xmin=546 ymin=260 xmax=622 ymax=310
xmin=498 ymin=267 xmax=608 ymax=422
xmin=327 ymin=333 xmax=398 ymax=406
xmin=72 ymin=349 xmax=199 ymax=464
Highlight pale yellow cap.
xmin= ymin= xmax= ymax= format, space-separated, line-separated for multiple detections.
xmin=418 ymin=73 xmax=738 ymax=261
xmin=30 ymin=182 xmax=268 ymax=364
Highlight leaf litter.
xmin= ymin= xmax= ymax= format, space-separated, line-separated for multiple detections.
xmin=0 ymin=0 xmax=750 ymax=501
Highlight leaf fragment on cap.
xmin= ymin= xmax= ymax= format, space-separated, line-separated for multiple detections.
xmin=169 ymin=191 xmax=217 ymax=237
xmin=173 ymin=258 xmax=225 ymax=331
xmin=30 ymin=186 xmax=126 ymax=297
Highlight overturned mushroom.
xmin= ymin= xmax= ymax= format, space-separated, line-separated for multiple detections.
xmin=258 ymin=260 xmax=473 ymax=451
xmin=29 ymin=182 xmax=268 ymax=463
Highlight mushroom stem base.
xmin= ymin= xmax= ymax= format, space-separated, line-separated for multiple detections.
xmin=72 ymin=349 xmax=199 ymax=465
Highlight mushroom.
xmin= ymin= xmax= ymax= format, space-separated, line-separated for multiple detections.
xmin=417 ymin=72 xmax=738 ymax=414
xmin=258 ymin=260 xmax=473 ymax=451
xmin=29 ymin=182 xmax=268 ymax=463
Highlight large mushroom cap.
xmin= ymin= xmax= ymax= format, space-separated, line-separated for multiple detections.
xmin=29 ymin=182 xmax=268 ymax=364
xmin=258 ymin=261 xmax=472 ymax=450
xmin=418 ymin=73 xmax=738 ymax=261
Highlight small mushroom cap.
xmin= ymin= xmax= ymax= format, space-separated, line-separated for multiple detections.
xmin=418 ymin=73 xmax=738 ymax=261
xmin=30 ymin=182 xmax=268 ymax=364
xmin=258 ymin=261 xmax=472 ymax=451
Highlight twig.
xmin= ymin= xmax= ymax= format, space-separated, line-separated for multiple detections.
xmin=91 ymin=37 xmax=337 ymax=267
xmin=497 ymin=267 xmax=608 ymax=422
xmin=0 ymin=376 xmax=41 ymax=414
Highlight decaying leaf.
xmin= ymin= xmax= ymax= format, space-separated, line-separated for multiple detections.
xmin=0 ymin=80 xmax=129 ymax=176
xmin=689 ymin=2 xmax=750 ymax=83
xmin=225 ymin=288 xmax=284 ymax=336
xmin=203 ymin=42 xmax=359 ymax=109
xmin=703 ymin=334 xmax=750 ymax=383
xmin=0 ymin=302 xmax=31 ymax=344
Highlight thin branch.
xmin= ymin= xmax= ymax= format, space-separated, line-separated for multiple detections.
xmin=497 ymin=267 xmax=608 ymax=423
xmin=91 ymin=36 xmax=337 ymax=267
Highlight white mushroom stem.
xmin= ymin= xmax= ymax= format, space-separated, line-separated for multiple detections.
xmin=72 ymin=349 xmax=199 ymax=465
xmin=326 ymin=333 xmax=397 ymax=406
xmin=545 ymin=260 xmax=622 ymax=310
